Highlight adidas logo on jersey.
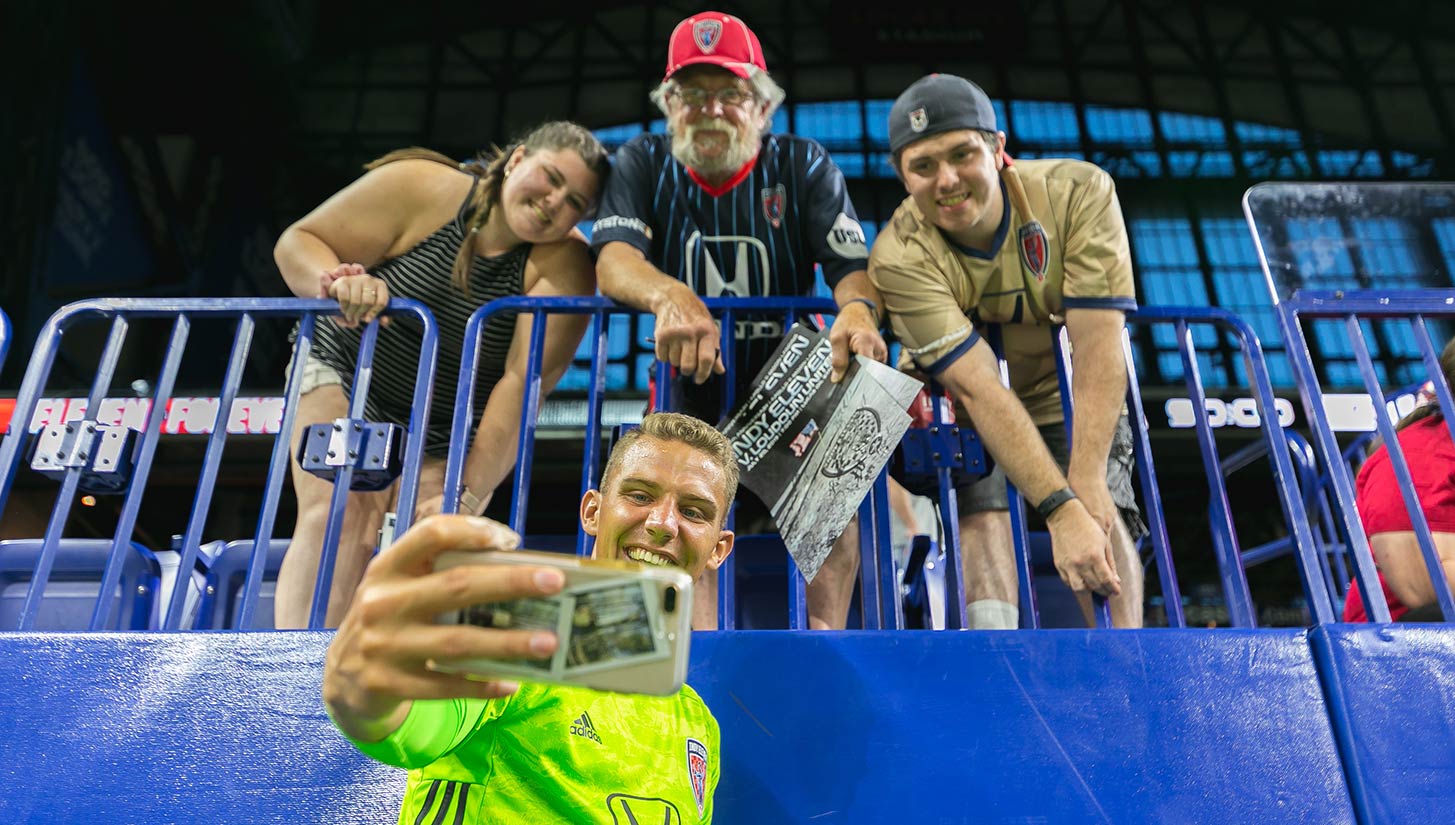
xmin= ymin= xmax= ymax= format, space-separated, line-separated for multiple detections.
xmin=570 ymin=712 xmax=602 ymax=744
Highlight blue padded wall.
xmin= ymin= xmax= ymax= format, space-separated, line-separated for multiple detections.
xmin=0 ymin=630 xmax=1357 ymax=823
xmin=0 ymin=633 xmax=403 ymax=823
xmin=1311 ymin=625 xmax=1455 ymax=825
xmin=689 ymin=630 xmax=1354 ymax=823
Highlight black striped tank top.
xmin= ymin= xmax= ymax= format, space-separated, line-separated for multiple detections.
xmin=307 ymin=178 xmax=527 ymax=456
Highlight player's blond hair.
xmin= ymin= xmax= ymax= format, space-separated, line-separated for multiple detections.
xmin=600 ymin=413 xmax=740 ymax=522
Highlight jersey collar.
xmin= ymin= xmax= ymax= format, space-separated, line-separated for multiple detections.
xmin=937 ymin=177 xmax=1010 ymax=260
xmin=686 ymin=153 xmax=759 ymax=198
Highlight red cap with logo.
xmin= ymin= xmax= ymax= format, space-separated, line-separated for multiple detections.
xmin=663 ymin=11 xmax=767 ymax=81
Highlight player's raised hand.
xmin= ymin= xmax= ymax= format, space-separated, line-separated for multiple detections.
xmin=323 ymin=515 xmax=564 ymax=741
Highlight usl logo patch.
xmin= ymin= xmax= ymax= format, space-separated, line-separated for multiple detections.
xmin=686 ymin=738 xmax=708 ymax=817
xmin=692 ymin=19 xmax=722 ymax=53
xmin=761 ymin=184 xmax=785 ymax=228
xmin=1017 ymin=220 xmax=1049 ymax=282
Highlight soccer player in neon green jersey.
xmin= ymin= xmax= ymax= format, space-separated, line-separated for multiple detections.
xmin=324 ymin=412 xmax=736 ymax=823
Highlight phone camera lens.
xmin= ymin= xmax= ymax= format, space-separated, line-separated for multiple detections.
xmin=663 ymin=586 xmax=678 ymax=613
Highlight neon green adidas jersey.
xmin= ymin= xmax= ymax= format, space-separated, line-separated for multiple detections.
xmin=347 ymin=682 xmax=720 ymax=824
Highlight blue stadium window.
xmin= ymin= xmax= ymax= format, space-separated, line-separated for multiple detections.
xmin=1130 ymin=217 xmax=1223 ymax=386
xmin=588 ymin=99 xmax=1442 ymax=396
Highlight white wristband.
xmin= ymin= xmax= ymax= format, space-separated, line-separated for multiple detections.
xmin=459 ymin=487 xmax=484 ymax=516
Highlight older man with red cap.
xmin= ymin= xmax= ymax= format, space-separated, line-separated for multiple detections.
xmin=593 ymin=11 xmax=886 ymax=630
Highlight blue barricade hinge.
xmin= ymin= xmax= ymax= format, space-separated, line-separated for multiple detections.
xmin=296 ymin=418 xmax=405 ymax=492
xmin=29 ymin=421 xmax=140 ymax=494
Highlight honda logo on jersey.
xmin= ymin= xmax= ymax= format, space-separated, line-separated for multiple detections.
xmin=606 ymin=794 xmax=682 ymax=825
xmin=683 ymin=230 xmax=770 ymax=297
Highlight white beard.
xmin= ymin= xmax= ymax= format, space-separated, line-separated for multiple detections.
xmin=670 ymin=118 xmax=762 ymax=177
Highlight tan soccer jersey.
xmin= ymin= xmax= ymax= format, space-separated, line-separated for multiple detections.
xmin=869 ymin=158 xmax=1136 ymax=424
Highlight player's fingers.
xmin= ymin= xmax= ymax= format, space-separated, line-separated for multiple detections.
xmin=372 ymin=514 xmax=519 ymax=572
xmin=360 ymin=667 xmax=522 ymax=703
xmin=392 ymin=624 xmax=558 ymax=665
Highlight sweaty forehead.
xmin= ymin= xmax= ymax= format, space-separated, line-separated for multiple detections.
xmin=613 ymin=438 xmax=727 ymax=501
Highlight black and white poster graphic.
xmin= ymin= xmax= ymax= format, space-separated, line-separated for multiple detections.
xmin=720 ymin=323 xmax=922 ymax=582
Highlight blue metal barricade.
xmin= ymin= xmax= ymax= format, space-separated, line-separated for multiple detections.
xmin=439 ymin=295 xmax=898 ymax=631
xmin=1275 ymin=290 xmax=1455 ymax=622
xmin=0 ymin=298 xmax=437 ymax=630
xmin=952 ymin=308 xmax=1315 ymax=629
xmin=1246 ymin=182 xmax=1455 ymax=622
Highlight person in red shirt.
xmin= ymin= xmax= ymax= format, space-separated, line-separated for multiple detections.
xmin=1344 ymin=337 xmax=1455 ymax=622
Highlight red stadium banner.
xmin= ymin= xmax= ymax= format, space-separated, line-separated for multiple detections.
xmin=0 ymin=396 xmax=285 ymax=435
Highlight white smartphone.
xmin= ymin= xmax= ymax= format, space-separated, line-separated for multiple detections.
xmin=431 ymin=549 xmax=694 ymax=696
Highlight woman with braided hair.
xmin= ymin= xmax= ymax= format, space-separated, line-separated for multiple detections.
xmin=273 ymin=122 xmax=609 ymax=628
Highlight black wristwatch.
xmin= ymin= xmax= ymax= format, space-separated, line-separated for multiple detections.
xmin=1035 ymin=487 xmax=1078 ymax=520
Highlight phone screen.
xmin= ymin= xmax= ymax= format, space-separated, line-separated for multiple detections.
xmin=454 ymin=580 xmax=669 ymax=678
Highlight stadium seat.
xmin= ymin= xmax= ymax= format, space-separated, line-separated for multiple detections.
xmin=0 ymin=539 xmax=162 ymax=630
xmin=192 ymin=539 xmax=290 ymax=629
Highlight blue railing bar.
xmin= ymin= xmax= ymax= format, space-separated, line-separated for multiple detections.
xmin=1285 ymin=433 xmax=1346 ymax=612
xmin=87 ymin=315 xmax=191 ymax=631
xmin=163 ymin=314 xmax=255 ymax=629
xmin=937 ymin=463 xmax=968 ymax=631
xmin=717 ymin=307 xmax=738 ymax=630
xmin=1280 ymin=311 xmax=1389 ymax=622
xmin=1118 ymin=329 xmax=1184 ymax=628
xmin=1217 ymin=311 xmax=1324 ymax=622
xmin=1133 ymin=304 xmax=1329 ymax=623
xmin=1414 ymin=318 xmax=1455 ymax=619
xmin=239 ymin=314 xmax=319 ymax=629
xmin=18 ymin=472 xmax=83 ymax=630
xmin=0 ymin=311 xmax=104 ymax=527
xmin=306 ymin=318 xmax=386 ymax=628
xmin=1290 ymin=289 xmax=1455 ymax=313
xmin=509 ymin=309 xmax=551 ymax=535
xmin=788 ymin=560 xmax=809 ymax=630
xmin=1177 ymin=319 xmax=1257 ymax=628
xmin=576 ymin=310 xmax=611 ymax=558
xmin=872 ymin=470 xmax=902 ymax=629
xmin=388 ymin=303 xmax=439 ymax=537
xmin=1007 ymin=487 xmax=1037 ymax=629
xmin=856 ymin=489 xmax=882 ymax=630
xmin=1348 ymin=316 xmax=1455 ymax=621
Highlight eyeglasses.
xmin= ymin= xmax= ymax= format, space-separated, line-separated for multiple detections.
xmin=669 ymin=85 xmax=755 ymax=110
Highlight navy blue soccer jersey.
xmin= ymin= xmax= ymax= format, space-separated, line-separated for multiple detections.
xmin=592 ymin=131 xmax=868 ymax=423
xmin=591 ymin=132 xmax=868 ymax=298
